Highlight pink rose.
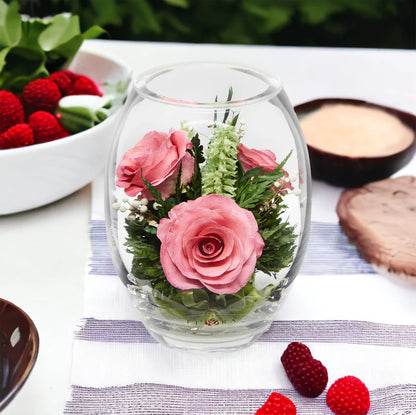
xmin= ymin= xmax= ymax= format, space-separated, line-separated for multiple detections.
xmin=116 ymin=129 xmax=194 ymax=199
xmin=238 ymin=143 xmax=279 ymax=173
xmin=237 ymin=143 xmax=294 ymax=191
xmin=157 ymin=194 xmax=264 ymax=294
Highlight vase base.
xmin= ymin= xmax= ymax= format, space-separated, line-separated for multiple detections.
xmin=144 ymin=321 xmax=273 ymax=352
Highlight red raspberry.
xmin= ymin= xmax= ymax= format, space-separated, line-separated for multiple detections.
xmin=0 ymin=90 xmax=24 ymax=133
xmin=28 ymin=111 xmax=69 ymax=144
xmin=49 ymin=70 xmax=82 ymax=96
xmin=287 ymin=358 xmax=328 ymax=398
xmin=326 ymin=376 xmax=370 ymax=415
xmin=49 ymin=71 xmax=74 ymax=95
xmin=256 ymin=392 xmax=296 ymax=415
xmin=281 ymin=342 xmax=328 ymax=398
xmin=0 ymin=123 xmax=34 ymax=149
xmin=21 ymin=78 xmax=62 ymax=113
xmin=60 ymin=70 xmax=81 ymax=81
xmin=281 ymin=342 xmax=313 ymax=368
xmin=68 ymin=75 xmax=102 ymax=96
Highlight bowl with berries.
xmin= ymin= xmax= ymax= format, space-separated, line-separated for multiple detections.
xmin=0 ymin=49 xmax=131 ymax=215
xmin=0 ymin=4 xmax=131 ymax=215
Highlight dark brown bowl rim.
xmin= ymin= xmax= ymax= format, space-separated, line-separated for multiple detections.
xmin=0 ymin=298 xmax=39 ymax=411
xmin=293 ymin=98 xmax=416 ymax=187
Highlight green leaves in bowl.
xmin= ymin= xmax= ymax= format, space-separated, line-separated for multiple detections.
xmin=0 ymin=0 xmax=105 ymax=93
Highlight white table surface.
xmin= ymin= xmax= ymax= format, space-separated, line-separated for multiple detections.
xmin=1 ymin=40 xmax=415 ymax=415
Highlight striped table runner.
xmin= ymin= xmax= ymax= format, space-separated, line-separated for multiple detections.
xmin=64 ymin=179 xmax=416 ymax=414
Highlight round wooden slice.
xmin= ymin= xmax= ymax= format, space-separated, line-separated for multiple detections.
xmin=336 ymin=176 xmax=416 ymax=283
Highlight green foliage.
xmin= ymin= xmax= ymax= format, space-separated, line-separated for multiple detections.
xmin=235 ymin=151 xmax=291 ymax=210
xmin=0 ymin=0 xmax=105 ymax=93
xmin=185 ymin=133 xmax=204 ymax=200
xmin=125 ymin=217 xmax=165 ymax=284
xmin=235 ymin=166 xmax=283 ymax=210
xmin=201 ymin=122 xmax=240 ymax=198
xmin=256 ymin=200 xmax=297 ymax=275
xmin=11 ymin=0 xmax=414 ymax=49
xmin=141 ymin=177 xmax=179 ymax=219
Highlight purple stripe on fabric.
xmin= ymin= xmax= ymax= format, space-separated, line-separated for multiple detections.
xmin=75 ymin=318 xmax=416 ymax=348
xmin=75 ymin=319 xmax=156 ymax=343
xmin=89 ymin=220 xmax=375 ymax=277
xmin=64 ymin=383 xmax=416 ymax=414
xmin=302 ymin=221 xmax=375 ymax=274
xmin=89 ymin=220 xmax=117 ymax=276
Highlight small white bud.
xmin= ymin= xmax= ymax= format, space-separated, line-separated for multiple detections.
xmin=294 ymin=188 xmax=301 ymax=196
xmin=153 ymin=202 xmax=161 ymax=210
xmin=128 ymin=214 xmax=136 ymax=220
xmin=119 ymin=206 xmax=127 ymax=212
xmin=139 ymin=205 xmax=148 ymax=213
xmin=122 ymin=196 xmax=129 ymax=203
xmin=148 ymin=220 xmax=158 ymax=228
xmin=271 ymin=203 xmax=277 ymax=210
xmin=289 ymin=172 xmax=298 ymax=182
xmin=138 ymin=215 xmax=144 ymax=222
xmin=131 ymin=200 xmax=141 ymax=208
xmin=112 ymin=202 xmax=120 ymax=210
xmin=140 ymin=198 xmax=149 ymax=205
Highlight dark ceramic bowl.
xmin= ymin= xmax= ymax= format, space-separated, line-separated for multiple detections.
xmin=0 ymin=299 xmax=39 ymax=411
xmin=295 ymin=98 xmax=416 ymax=187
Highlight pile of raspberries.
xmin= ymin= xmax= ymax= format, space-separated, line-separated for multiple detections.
xmin=256 ymin=342 xmax=371 ymax=414
xmin=0 ymin=70 xmax=102 ymax=150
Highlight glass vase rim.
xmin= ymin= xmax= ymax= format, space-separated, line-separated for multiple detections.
xmin=133 ymin=61 xmax=282 ymax=109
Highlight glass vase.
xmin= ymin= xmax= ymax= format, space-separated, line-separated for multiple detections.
xmin=105 ymin=62 xmax=311 ymax=351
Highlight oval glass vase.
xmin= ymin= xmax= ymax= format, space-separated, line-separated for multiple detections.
xmin=105 ymin=62 xmax=311 ymax=351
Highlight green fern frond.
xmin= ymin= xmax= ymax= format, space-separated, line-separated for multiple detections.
xmin=201 ymin=123 xmax=240 ymax=198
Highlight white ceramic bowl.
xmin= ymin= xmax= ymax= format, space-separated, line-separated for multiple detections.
xmin=0 ymin=49 xmax=131 ymax=215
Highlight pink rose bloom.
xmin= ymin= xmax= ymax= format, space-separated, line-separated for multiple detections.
xmin=116 ymin=129 xmax=194 ymax=199
xmin=237 ymin=143 xmax=294 ymax=191
xmin=157 ymin=194 xmax=264 ymax=294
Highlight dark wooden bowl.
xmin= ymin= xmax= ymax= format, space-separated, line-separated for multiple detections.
xmin=294 ymin=98 xmax=416 ymax=188
xmin=0 ymin=299 xmax=39 ymax=411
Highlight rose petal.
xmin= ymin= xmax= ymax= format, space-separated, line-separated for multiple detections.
xmin=202 ymin=251 xmax=258 ymax=294
xmin=160 ymin=244 xmax=204 ymax=290
xmin=116 ymin=129 xmax=193 ymax=199
xmin=157 ymin=194 xmax=265 ymax=294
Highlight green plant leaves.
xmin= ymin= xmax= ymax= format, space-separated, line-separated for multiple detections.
xmin=38 ymin=14 xmax=81 ymax=51
xmin=0 ymin=0 xmax=21 ymax=48
xmin=0 ymin=0 xmax=105 ymax=93
xmin=242 ymin=0 xmax=293 ymax=32
xmin=164 ymin=0 xmax=189 ymax=8
xmin=0 ymin=46 xmax=47 ymax=92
